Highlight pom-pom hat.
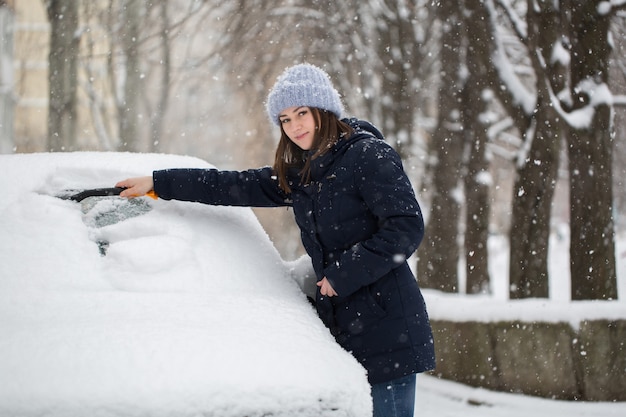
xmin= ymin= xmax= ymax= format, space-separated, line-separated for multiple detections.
xmin=266 ymin=63 xmax=344 ymax=126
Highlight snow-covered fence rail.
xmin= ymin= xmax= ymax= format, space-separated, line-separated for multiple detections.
xmin=430 ymin=319 xmax=625 ymax=401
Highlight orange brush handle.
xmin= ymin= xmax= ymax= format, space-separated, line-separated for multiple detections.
xmin=145 ymin=190 xmax=158 ymax=200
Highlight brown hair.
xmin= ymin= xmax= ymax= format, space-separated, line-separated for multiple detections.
xmin=273 ymin=108 xmax=353 ymax=193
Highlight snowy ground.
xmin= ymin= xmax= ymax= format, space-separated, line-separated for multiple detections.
xmin=415 ymin=373 xmax=625 ymax=416
xmin=0 ymin=152 xmax=624 ymax=416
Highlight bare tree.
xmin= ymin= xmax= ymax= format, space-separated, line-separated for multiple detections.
xmin=372 ymin=1 xmax=421 ymax=159
xmin=490 ymin=0 xmax=623 ymax=300
xmin=566 ymin=0 xmax=621 ymax=300
xmin=0 ymin=1 xmax=14 ymax=154
xmin=116 ymin=0 xmax=143 ymax=151
xmin=75 ymin=0 xmax=220 ymax=153
xmin=146 ymin=0 xmax=170 ymax=152
xmin=508 ymin=1 xmax=566 ymax=299
xmin=462 ymin=0 xmax=493 ymax=294
xmin=46 ymin=0 xmax=79 ymax=151
xmin=420 ymin=0 xmax=465 ymax=292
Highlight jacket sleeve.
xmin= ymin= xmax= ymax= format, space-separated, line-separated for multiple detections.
xmin=153 ymin=167 xmax=292 ymax=208
xmin=323 ymin=139 xmax=424 ymax=297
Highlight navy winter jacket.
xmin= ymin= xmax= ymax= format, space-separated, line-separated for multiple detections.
xmin=153 ymin=118 xmax=436 ymax=384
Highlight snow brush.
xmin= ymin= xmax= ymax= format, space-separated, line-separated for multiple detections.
xmin=58 ymin=187 xmax=158 ymax=202
xmin=52 ymin=187 xmax=156 ymax=256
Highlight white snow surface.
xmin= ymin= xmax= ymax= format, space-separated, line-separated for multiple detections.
xmin=0 ymin=152 xmax=625 ymax=416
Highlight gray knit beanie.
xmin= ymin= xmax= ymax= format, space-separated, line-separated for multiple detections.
xmin=266 ymin=63 xmax=344 ymax=126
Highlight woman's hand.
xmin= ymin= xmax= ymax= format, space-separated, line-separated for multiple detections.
xmin=317 ymin=277 xmax=338 ymax=297
xmin=115 ymin=176 xmax=154 ymax=198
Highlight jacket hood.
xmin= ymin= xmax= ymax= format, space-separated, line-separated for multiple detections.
xmin=287 ymin=118 xmax=385 ymax=187
xmin=344 ymin=118 xmax=385 ymax=141
xmin=306 ymin=118 xmax=384 ymax=182
xmin=324 ymin=118 xmax=385 ymax=160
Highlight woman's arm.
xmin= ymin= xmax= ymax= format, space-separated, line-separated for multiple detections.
xmin=152 ymin=167 xmax=291 ymax=208
xmin=116 ymin=167 xmax=290 ymax=208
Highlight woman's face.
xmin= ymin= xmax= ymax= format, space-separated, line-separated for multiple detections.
xmin=278 ymin=106 xmax=316 ymax=150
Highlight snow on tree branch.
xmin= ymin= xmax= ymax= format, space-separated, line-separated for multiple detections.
xmin=486 ymin=0 xmax=535 ymax=116
xmin=550 ymin=77 xmax=613 ymax=130
xmin=495 ymin=0 xmax=527 ymax=40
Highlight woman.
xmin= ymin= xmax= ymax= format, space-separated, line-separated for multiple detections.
xmin=117 ymin=63 xmax=435 ymax=417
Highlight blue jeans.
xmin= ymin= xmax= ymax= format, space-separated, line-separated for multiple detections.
xmin=371 ymin=374 xmax=416 ymax=417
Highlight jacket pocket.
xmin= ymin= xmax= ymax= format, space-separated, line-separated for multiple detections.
xmin=333 ymin=285 xmax=387 ymax=336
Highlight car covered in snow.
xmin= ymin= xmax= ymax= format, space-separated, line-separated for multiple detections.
xmin=0 ymin=152 xmax=372 ymax=417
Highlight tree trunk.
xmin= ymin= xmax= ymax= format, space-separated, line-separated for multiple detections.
xmin=376 ymin=1 xmax=417 ymax=160
xmin=420 ymin=1 xmax=464 ymax=292
xmin=567 ymin=1 xmax=617 ymax=300
xmin=118 ymin=0 xmax=142 ymax=152
xmin=47 ymin=0 xmax=79 ymax=151
xmin=0 ymin=4 xmax=14 ymax=154
xmin=508 ymin=1 xmax=565 ymax=299
xmin=149 ymin=0 xmax=171 ymax=153
xmin=462 ymin=0 xmax=491 ymax=294
xmin=463 ymin=96 xmax=491 ymax=294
